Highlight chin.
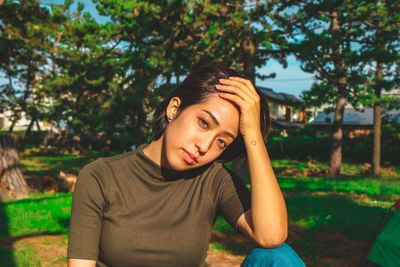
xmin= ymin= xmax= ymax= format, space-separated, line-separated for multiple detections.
xmin=166 ymin=158 xmax=199 ymax=172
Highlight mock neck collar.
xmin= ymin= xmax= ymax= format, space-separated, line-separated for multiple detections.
xmin=135 ymin=143 xmax=211 ymax=182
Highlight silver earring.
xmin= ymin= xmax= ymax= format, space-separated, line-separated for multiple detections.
xmin=168 ymin=116 xmax=173 ymax=121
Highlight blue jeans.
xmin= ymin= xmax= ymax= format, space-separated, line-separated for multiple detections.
xmin=241 ymin=243 xmax=306 ymax=267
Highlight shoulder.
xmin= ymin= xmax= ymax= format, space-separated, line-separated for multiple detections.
xmin=203 ymin=161 xmax=235 ymax=186
xmin=101 ymin=150 xmax=136 ymax=168
xmin=78 ymin=151 xmax=134 ymax=180
xmin=93 ymin=150 xmax=137 ymax=169
xmin=207 ymin=161 xmax=229 ymax=177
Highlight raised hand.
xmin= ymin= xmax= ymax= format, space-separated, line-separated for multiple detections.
xmin=215 ymin=77 xmax=261 ymax=139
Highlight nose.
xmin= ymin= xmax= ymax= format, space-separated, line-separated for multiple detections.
xmin=195 ymin=134 xmax=214 ymax=155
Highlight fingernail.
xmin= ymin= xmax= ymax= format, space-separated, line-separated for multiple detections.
xmin=219 ymin=78 xmax=225 ymax=82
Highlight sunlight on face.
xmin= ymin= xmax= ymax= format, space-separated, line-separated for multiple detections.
xmin=163 ymin=94 xmax=240 ymax=170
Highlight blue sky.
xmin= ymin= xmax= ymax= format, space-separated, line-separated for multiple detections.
xmin=38 ymin=0 xmax=314 ymax=96
xmin=257 ymin=57 xmax=314 ymax=96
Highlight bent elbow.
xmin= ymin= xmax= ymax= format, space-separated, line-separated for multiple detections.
xmin=256 ymin=231 xmax=288 ymax=248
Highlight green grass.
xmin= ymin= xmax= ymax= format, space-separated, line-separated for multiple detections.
xmin=0 ymin=194 xmax=72 ymax=238
xmin=1 ymin=155 xmax=399 ymax=266
xmin=209 ymin=243 xmax=227 ymax=250
xmin=278 ymin=176 xmax=400 ymax=196
xmin=20 ymin=154 xmax=91 ymax=178
xmin=10 ymin=155 xmax=399 ymax=239
xmin=14 ymin=246 xmax=41 ymax=267
xmin=287 ymin=193 xmax=392 ymax=238
xmin=272 ymin=159 xmax=400 ymax=179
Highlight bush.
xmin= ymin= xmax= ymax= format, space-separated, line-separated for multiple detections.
xmin=267 ymin=125 xmax=400 ymax=165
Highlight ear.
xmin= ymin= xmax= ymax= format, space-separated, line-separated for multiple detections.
xmin=166 ymin=97 xmax=181 ymax=120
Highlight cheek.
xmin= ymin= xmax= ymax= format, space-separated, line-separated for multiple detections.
xmin=165 ymin=116 xmax=196 ymax=143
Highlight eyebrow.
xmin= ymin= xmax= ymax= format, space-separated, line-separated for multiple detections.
xmin=201 ymin=109 xmax=236 ymax=139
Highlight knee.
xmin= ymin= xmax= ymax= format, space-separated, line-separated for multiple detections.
xmin=241 ymin=243 xmax=306 ymax=267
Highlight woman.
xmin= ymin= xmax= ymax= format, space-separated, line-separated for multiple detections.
xmin=67 ymin=64 xmax=305 ymax=267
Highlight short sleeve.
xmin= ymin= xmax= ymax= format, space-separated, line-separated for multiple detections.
xmin=217 ymin=169 xmax=251 ymax=232
xmin=67 ymin=159 xmax=107 ymax=260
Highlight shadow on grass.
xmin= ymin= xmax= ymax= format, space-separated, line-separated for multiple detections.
xmin=278 ymin=175 xmax=400 ymax=197
xmin=20 ymin=154 xmax=88 ymax=178
xmin=212 ymin=191 xmax=391 ymax=267
xmin=0 ymin=204 xmax=15 ymax=267
xmin=286 ymin=192 xmax=394 ymax=266
xmin=0 ymin=194 xmax=72 ymax=266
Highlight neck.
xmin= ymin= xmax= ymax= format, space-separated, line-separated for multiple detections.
xmin=143 ymin=137 xmax=163 ymax=167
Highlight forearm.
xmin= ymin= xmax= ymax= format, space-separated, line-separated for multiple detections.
xmin=68 ymin=259 xmax=96 ymax=267
xmin=244 ymin=131 xmax=288 ymax=245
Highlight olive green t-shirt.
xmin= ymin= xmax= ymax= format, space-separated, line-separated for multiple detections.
xmin=67 ymin=143 xmax=251 ymax=267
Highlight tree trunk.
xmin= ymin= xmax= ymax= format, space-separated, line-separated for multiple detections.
xmin=35 ymin=119 xmax=41 ymax=132
xmin=8 ymin=118 xmax=18 ymax=133
xmin=373 ymin=62 xmax=383 ymax=176
xmin=241 ymin=36 xmax=256 ymax=84
xmin=329 ymin=11 xmax=348 ymax=178
xmin=25 ymin=118 xmax=35 ymax=137
xmin=0 ymin=134 xmax=30 ymax=201
xmin=330 ymin=94 xmax=346 ymax=177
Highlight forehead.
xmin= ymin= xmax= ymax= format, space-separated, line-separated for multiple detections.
xmin=189 ymin=94 xmax=240 ymax=130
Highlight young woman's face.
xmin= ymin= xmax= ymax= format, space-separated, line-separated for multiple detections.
xmin=162 ymin=94 xmax=240 ymax=171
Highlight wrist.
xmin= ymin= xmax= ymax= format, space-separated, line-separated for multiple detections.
xmin=242 ymin=130 xmax=264 ymax=143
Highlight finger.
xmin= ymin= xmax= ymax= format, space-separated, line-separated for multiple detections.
xmin=228 ymin=77 xmax=258 ymax=96
xmin=218 ymin=78 xmax=256 ymax=101
xmin=215 ymin=84 xmax=249 ymax=101
xmin=217 ymin=92 xmax=247 ymax=108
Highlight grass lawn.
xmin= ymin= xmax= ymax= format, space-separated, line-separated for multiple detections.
xmin=0 ymin=154 xmax=399 ymax=266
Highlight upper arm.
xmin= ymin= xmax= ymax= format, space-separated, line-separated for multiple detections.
xmin=236 ymin=209 xmax=258 ymax=243
xmin=216 ymin=169 xmax=251 ymax=229
xmin=67 ymin=160 xmax=107 ymax=260
xmin=68 ymin=258 xmax=96 ymax=267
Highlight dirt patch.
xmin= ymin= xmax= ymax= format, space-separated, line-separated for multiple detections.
xmin=13 ymin=234 xmax=67 ymax=267
xmin=3 ymin=228 xmax=372 ymax=267
xmin=8 ymin=233 xmax=250 ymax=266
xmin=206 ymin=249 xmax=245 ymax=267
xmin=312 ymin=229 xmax=369 ymax=267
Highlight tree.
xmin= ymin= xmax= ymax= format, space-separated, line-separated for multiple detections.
xmin=275 ymin=0 xmax=367 ymax=177
xmin=0 ymin=134 xmax=29 ymax=200
xmin=2 ymin=0 xmax=289 ymax=152
xmin=92 ymin=0 xmax=286 ymax=143
xmin=0 ymin=0 xmax=56 ymax=135
xmin=353 ymin=0 xmax=400 ymax=176
xmin=0 ymin=0 xmax=61 ymax=200
xmin=40 ymin=2 xmax=125 ymax=150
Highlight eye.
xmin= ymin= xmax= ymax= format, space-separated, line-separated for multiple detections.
xmin=217 ymin=139 xmax=227 ymax=149
xmin=199 ymin=118 xmax=209 ymax=129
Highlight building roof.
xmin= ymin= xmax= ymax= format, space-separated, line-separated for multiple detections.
xmin=311 ymin=108 xmax=400 ymax=126
xmin=272 ymin=119 xmax=303 ymax=129
xmin=382 ymin=88 xmax=400 ymax=96
xmin=258 ymin=86 xmax=304 ymax=106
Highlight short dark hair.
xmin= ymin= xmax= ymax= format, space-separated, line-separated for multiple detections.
xmin=151 ymin=64 xmax=270 ymax=162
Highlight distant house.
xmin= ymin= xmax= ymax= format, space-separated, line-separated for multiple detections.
xmin=310 ymin=108 xmax=400 ymax=138
xmin=0 ymin=84 xmax=307 ymax=133
xmin=258 ymin=86 xmax=306 ymax=129
xmin=310 ymin=88 xmax=400 ymax=138
xmin=0 ymin=110 xmax=51 ymax=132
xmin=382 ymin=88 xmax=400 ymax=98
xmin=0 ymin=73 xmax=53 ymax=132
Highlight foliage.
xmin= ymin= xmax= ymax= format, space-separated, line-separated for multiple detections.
xmin=354 ymin=0 xmax=400 ymax=99
xmin=267 ymin=125 xmax=400 ymax=165
xmin=273 ymin=0 xmax=400 ymax=176
xmin=0 ymin=0 xmax=70 ymax=134
xmin=1 ymin=0 xmax=288 ymax=151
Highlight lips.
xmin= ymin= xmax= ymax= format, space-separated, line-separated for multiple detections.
xmin=182 ymin=149 xmax=197 ymax=164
